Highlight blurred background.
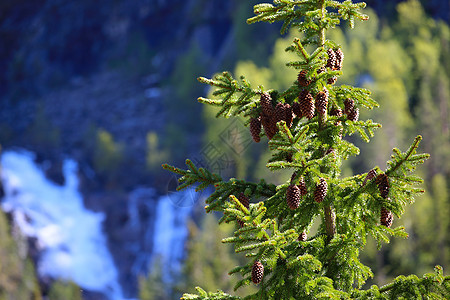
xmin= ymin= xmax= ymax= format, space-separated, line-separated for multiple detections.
xmin=0 ymin=0 xmax=448 ymax=299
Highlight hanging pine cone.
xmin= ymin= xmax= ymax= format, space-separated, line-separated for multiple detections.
xmin=261 ymin=114 xmax=277 ymax=140
xmin=260 ymin=92 xmax=274 ymax=117
xmin=327 ymin=76 xmax=337 ymax=85
xmin=334 ymin=48 xmax=344 ymax=70
xmin=315 ymin=88 xmax=328 ymax=116
xmin=376 ymin=173 xmax=390 ymax=199
xmin=326 ymin=48 xmax=336 ymax=69
xmin=362 ymin=169 xmax=377 ymax=187
xmin=298 ymin=70 xmax=311 ymax=87
xmin=238 ymin=193 xmax=250 ymax=209
xmin=286 ymin=184 xmax=301 ymax=210
xmin=250 ymin=117 xmax=262 ymax=143
xmin=344 ymin=98 xmax=355 ymax=115
xmin=330 ymin=107 xmax=343 ymax=118
xmin=298 ymin=231 xmax=307 ymax=241
xmin=299 ymin=90 xmax=315 ymax=120
xmin=314 ymin=178 xmax=328 ymax=203
xmin=292 ymin=101 xmax=302 ymax=117
xmin=252 ymin=260 xmax=264 ymax=284
xmin=283 ymin=103 xmax=293 ymax=128
xmin=298 ymin=177 xmax=308 ymax=196
xmin=380 ymin=207 xmax=393 ymax=228
xmin=347 ymin=107 xmax=359 ymax=121
xmin=274 ymin=102 xmax=285 ymax=123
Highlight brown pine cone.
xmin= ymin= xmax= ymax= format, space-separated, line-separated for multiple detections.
xmin=274 ymin=102 xmax=285 ymax=124
xmin=376 ymin=173 xmax=389 ymax=199
xmin=250 ymin=117 xmax=262 ymax=143
xmin=298 ymin=231 xmax=307 ymax=241
xmin=362 ymin=169 xmax=377 ymax=187
xmin=260 ymin=92 xmax=274 ymax=117
xmin=292 ymin=101 xmax=302 ymax=117
xmin=261 ymin=114 xmax=277 ymax=140
xmin=330 ymin=107 xmax=343 ymax=117
xmin=327 ymin=76 xmax=337 ymax=85
xmin=347 ymin=108 xmax=359 ymax=121
xmin=238 ymin=192 xmax=250 ymax=209
xmin=326 ymin=48 xmax=336 ymax=69
xmin=380 ymin=207 xmax=393 ymax=228
xmin=334 ymin=48 xmax=344 ymax=71
xmin=283 ymin=103 xmax=293 ymax=128
xmin=298 ymin=177 xmax=308 ymax=196
xmin=298 ymin=70 xmax=311 ymax=87
xmin=286 ymin=184 xmax=301 ymax=210
xmin=299 ymin=90 xmax=315 ymax=120
xmin=315 ymin=88 xmax=328 ymax=116
xmin=314 ymin=178 xmax=328 ymax=203
xmin=252 ymin=260 xmax=264 ymax=284
xmin=344 ymin=98 xmax=355 ymax=115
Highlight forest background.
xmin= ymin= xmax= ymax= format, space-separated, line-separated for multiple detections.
xmin=0 ymin=0 xmax=448 ymax=299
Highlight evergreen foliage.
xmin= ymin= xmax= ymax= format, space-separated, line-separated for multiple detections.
xmin=164 ymin=0 xmax=449 ymax=298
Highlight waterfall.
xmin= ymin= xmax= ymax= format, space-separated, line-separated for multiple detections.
xmin=0 ymin=150 xmax=123 ymax=299
xmin=0 ymin=150 xmax=202 ymax=298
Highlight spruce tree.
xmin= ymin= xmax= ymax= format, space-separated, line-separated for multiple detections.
xmin=163 ymin=1 xmax=449 ymax=298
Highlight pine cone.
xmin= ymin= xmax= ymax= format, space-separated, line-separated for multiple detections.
xmin=274 ymin=102 xmax=285 ymax=123
xmin=376 ymin=173 xmax=389 ymax=199
xmin=250 ymin=117 xmax=262 ymax=143
xmin=344 ymin=98 xmax=355 ymax=115
xmin=298 ymin=231 xmax=307 ymax=241
xmin=261 ymin=114 xmax=277 ymax=140
xmin=252 ymin=260 xmax=264 ymax=284
xmin=283 ymin=103 xmax=293 ymax=128
xmin=238 ymin=193 xmax=250 ymax=209
xmin=292 ymin=101 xmax=302 ymax=117
xmin=326 ymin=48 xmax=336 ymax=69
xmin=334 ymin=48 xmax=344 ymax=71
xmin=347 ymin=107 xmax=359 ymax=121
xmin=260 ymin=92 xmax=274 ymax=117
xmin=315 ymin=88 xmax=328 ymax=116
xmin=327 ymin=76 xmax=337 ymax=85
xmin=330 ymin=107 xmax=343 ymax=117
xmin=314 ymin=178 xmax=328 ymax=203
xmin=298 ymin=70 xmax=311 ymax=87
xmin=317 ymin=67 xmax=326 ymax=75
xmin=362 ymin=169 xmax=377 ymax=187
xmin=299 ymin=90 xmax=315 ymax=120
xmin=286 ymin=184 xmax=301 ymax=210
xmin=380 ymin=207 xmax=393 ymax=228
xmin=298 ymin=177 xmax=308 ymax=196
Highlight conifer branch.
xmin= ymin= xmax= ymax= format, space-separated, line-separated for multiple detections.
xmin=198 ymin=72 xmax=261 ymax=118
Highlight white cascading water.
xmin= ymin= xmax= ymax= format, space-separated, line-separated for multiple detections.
xmin=0 ymin=150 xmax=124 ymax=299
xmin=0 ymin=150 xmax=200 ymax=299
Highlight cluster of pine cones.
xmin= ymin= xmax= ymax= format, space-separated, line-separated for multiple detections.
xmin=286 ymin=173 xmax=328 ymax=210
xmin=363 ymin=169 xmax=394 ymax=228
xmin=249 ymin=48 xmax=352 ymax=142
xmin=250 ymin=92 xmax=294 ymax=141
